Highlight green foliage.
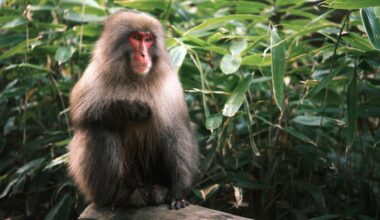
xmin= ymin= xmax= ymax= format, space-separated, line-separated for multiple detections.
xmin=323 ymin=0 xmax=380 ymax=9
xmin=361 ymin=7 xmax=380 ymax=50
xmin=1 ymin=1 xmax=380 ymax=219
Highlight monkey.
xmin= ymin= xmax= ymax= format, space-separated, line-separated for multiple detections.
xmin=67 ymin=11 xmax=198 ymax=210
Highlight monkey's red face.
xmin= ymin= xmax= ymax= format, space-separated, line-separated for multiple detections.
xmin=128 ymin=32 xmax=154 ymax=75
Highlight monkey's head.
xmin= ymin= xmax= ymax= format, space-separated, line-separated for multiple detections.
xmin=95 ymin=11 xmax=166 ymax=77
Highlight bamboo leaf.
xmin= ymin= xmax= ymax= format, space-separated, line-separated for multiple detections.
xmin=285 ymin=127 xmax=317 ymax=146
xmin=310 ymin=215 xmax=340 ymax=220
xmin=223 ymin=75 xmax=253 ymax=117
xmin=55 ymin=47 xmax=75 ymax=65
xmin=169 ymin=45 xmax=187 ymax=70
xmin=292 ymin=116 xmax=344 ymax=128
xmin=2 ymin=17 xmax=26 ymax=29
xmin=347 ymin=70 xmax=358 ymax=145
xmin=295 ymin=181 xmax=325 ymax=207
xmin=242 ymin=53 xmax=272 ymax=66
xmin=271 ymin=27 xmax=286 ymax=113
xmin=323 ymin=0 xmax=380 ymax=9
xmin=0 ymin=38 xmax=39 ymax=60
xmin=63 ymin=12 xmax=106 ymax=23
xmin=44 ymin=194 xmax=71 ymax=220
xmin=305 ymin=66 xmax=343 ymax=98
xmin=360 ymin=7 xmax=380 ymax=51
xmin=230 ymin=40 xmax=247 ymax=56
xmin=60 ymin=0 xmax=102 ymax=8
xmin=114 ymin=0 xmax=169 ymax=10
xmin=184 ymin=14 xmax=265 ymax=35
xmin=205 ymin=114 xmax=223 ymax=132
xmin=220 ymin=54 xmax=242 ymax=74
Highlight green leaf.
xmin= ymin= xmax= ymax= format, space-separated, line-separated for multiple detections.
xmin=114 ymin=0 xmax=169 ymax=10
xmin=0 ymin=38 xmax=39 ymax=60
xmin=285 ymin=127 xmax=316 ymax=146
xmin=361 ymin=7 xmax=380 ymax=51
xmin=16 ymin=158 xmax=45 ymax=175
xmin=295 ymin=181 xmax=325 ymax=207
xmin=342 ymin=33 xmax=373 ymax=52
xmin=2 ymin=17 xmax=26 ymax=29
xmin=44 ymin=153 xmax=69 ymax=170
xmin=0 ymin=35 xmax=24 ymax=49
xmin=27 ymin=171 xmax=50 ymax=215
xmin=230 ymin=40 xmax=247 ymax=55
xmin=73 ymin=24 xmax=101 ymax=37
xmin=323 ymin=0 xmax=380 ymax=9
xmin=233 ymin=172 xmax=263 ymax=190
xmin=220 ymin=54 xmax=242 ymax=74
xmin=63 ymin=12 xmax=106 ymax=23
xmin=44 ymin=194 xmax=71 ymax=220
xmin=60 ymin=0 xmax=102 ymax=9
xmin=234 ymin=1 xmax=267 ymax=14
xmin=0 ymin=178 xmax=18 ymax=199
xmin=310 ymin=215 xmax=340 ymax=220
xmin=55 ymin=47 xmax=75 ymax=65
xmin=185 ymin=14 xmax=265 ymax=35
xmin=262 ymin=158 xmax=278 ymax=201
xmin=29 ymin=5 xmax=55 ymax=11
xmin=223 ymin=75 xmax=253 ymax=117
xmin=242 ymin=53 xmax=272 ymax=66
xmin=205 ymin=114 xmax=223 ymax=132
xmin=18 ymin=63 xmax=47 ymax=71
xmin=271 ymin=27 xmax=286 ymax=113
xmin=292 ymin=116 xmax=343 ymax=127
xmin=347 ymin=70 xmax=358 ymax=145
xmin=305 ymin=66 xmax=343 ymax=98
xmin=169 ymin=45 xmax=187 ymax=70
xmin=4 ymin=116 xmax=15 ymax=135
xmin=357 ymin=105 xmax=380 ymax=117
xmin=276 ymin=0 xmax=303 ymax=6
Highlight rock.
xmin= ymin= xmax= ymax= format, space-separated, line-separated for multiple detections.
xmin=79 ymin=204 xmax=252 ymax=220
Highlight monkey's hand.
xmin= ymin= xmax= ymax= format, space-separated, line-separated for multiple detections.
xmin=168 ymin=191 xmax=189 ymax=210
xmin=110 ymin=100 xmax=151 ymax=123
xmin=128 ymin=101 xmax=151 ymax=122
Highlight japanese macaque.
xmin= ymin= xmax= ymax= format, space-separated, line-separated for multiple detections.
xmin=68 ymin=11 xmax=198 ymax=209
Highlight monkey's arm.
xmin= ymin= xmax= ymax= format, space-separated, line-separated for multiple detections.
xmin=163 ymin=123 xmax=198 ymax=209
xmin=72 ymin=99 xmax=151 ymax=129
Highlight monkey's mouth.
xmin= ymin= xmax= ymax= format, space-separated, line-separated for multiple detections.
xmin=132 ymin=63 xmax=151 ymax=74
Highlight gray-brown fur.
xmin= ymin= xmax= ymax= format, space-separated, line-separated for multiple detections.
xmin=68 ymin=11 xmax=198 ymax=209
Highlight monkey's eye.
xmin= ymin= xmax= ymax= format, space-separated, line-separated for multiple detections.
xmin=131 ymin=34 xmax=142 ymax=41
xmin=145 ymin=36 xmax=153 ymax=43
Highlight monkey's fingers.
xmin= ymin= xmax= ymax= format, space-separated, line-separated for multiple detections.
xmin=179 ymin=199 xmax=186 ymax=208
xmin=169 ymin=200 xmax=176 ymax=210
xmin=183 ymin=199 xmax=190 ymax=206
xmin=169 ymin=198 xmax=189 ymax=210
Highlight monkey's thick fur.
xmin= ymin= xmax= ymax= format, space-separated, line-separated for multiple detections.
xmin=68 ymin=11 xmax=198 ymax=209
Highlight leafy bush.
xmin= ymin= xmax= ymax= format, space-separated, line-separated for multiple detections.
xmin=1 ymin=0 xmax=380 ymax=219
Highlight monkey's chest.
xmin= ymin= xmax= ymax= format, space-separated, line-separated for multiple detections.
xmin=121 ymin=125 xmax=167 ymax=185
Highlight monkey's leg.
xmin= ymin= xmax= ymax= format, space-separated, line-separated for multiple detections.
xmin=128 ymin=187 xmax=150 ymax=207
xmin=150 ymin=185 xmax=169 ymax=205
xmin=72 ymin=128 xmax=127 ymax=207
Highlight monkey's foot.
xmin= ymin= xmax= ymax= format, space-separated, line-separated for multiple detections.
xmin=151 ymin=185 xmax=168 ymax=205
xmin=168 ymin=191 xmax=189 ymax=210
xmin=129 ymin=188 xmax=149 ymax=207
